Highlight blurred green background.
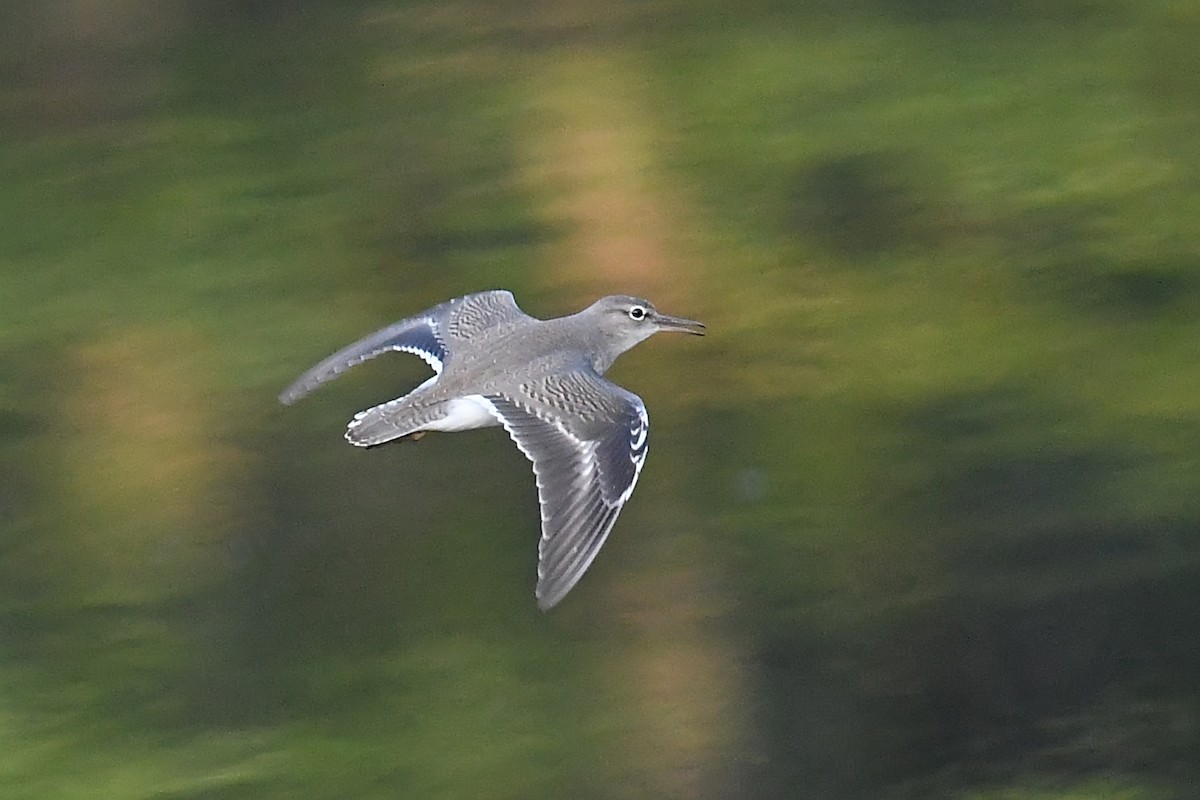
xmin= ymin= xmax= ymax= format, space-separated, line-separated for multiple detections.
xmin=2 ymin=1 xmax=1199 ymax=798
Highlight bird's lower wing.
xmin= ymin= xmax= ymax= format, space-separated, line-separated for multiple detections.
xmin=485 ymin=374 xmax=648 ymax=610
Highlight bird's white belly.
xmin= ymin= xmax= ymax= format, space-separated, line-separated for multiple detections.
xmin=427 ymin=394 xmax=500 ymax=432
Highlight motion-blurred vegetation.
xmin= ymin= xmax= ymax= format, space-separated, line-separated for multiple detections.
xmin=1 ymin=1 xmax=1198 ymax=798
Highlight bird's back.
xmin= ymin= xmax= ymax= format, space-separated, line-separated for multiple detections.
xmin=431 ymin=314 xmax=596 ymax=400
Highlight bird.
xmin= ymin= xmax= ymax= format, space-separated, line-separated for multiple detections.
xmin=279 ymin=291 xmax=706 ymax=609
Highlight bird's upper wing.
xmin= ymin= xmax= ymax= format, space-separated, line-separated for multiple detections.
xmin=484 ymin=369 xmax=649 ymax=610
xmin=278 ymin=290 xmax=525 ymax=405
xmin=441 ymin=289 xmax=529 ymax=343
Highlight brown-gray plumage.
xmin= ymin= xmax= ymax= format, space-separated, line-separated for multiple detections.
xmin=279 ymin=290 xmax=705 ymax=610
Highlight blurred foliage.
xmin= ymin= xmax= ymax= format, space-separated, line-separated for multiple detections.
xmin=2 ymin=0 xmax=1199 ymax=798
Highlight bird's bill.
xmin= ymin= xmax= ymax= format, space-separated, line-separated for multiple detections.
xmin=654 ymin=313 xmax=706 ymax=335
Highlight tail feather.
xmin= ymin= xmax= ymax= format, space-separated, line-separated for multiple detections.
xmin=345 ymin=399 xmax=442 ymax=447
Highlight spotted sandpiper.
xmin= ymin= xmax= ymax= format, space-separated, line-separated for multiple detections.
xmin=280 ymin=291 xmax=705 ymax=609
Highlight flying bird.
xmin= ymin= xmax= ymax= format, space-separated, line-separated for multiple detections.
xmin=280 ymin=291 xmax=705 ymax=609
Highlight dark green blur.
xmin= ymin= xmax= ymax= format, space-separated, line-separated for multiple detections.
xmin=2 ymin=1 xmax=1198 ymax=798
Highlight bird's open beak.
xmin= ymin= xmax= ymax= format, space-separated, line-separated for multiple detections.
xmin=654 ymin=313 xmax=706 ymax=335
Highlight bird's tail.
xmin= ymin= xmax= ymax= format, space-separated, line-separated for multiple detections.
xmin=345 ymin=398 xmax=444 ymax=447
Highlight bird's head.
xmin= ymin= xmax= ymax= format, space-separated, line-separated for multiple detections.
xmin=584 ymin=295 xmax=705 ymax=369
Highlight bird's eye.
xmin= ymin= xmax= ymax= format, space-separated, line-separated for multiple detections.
xmin=628 ymin=306 xmax=648 ymax=321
